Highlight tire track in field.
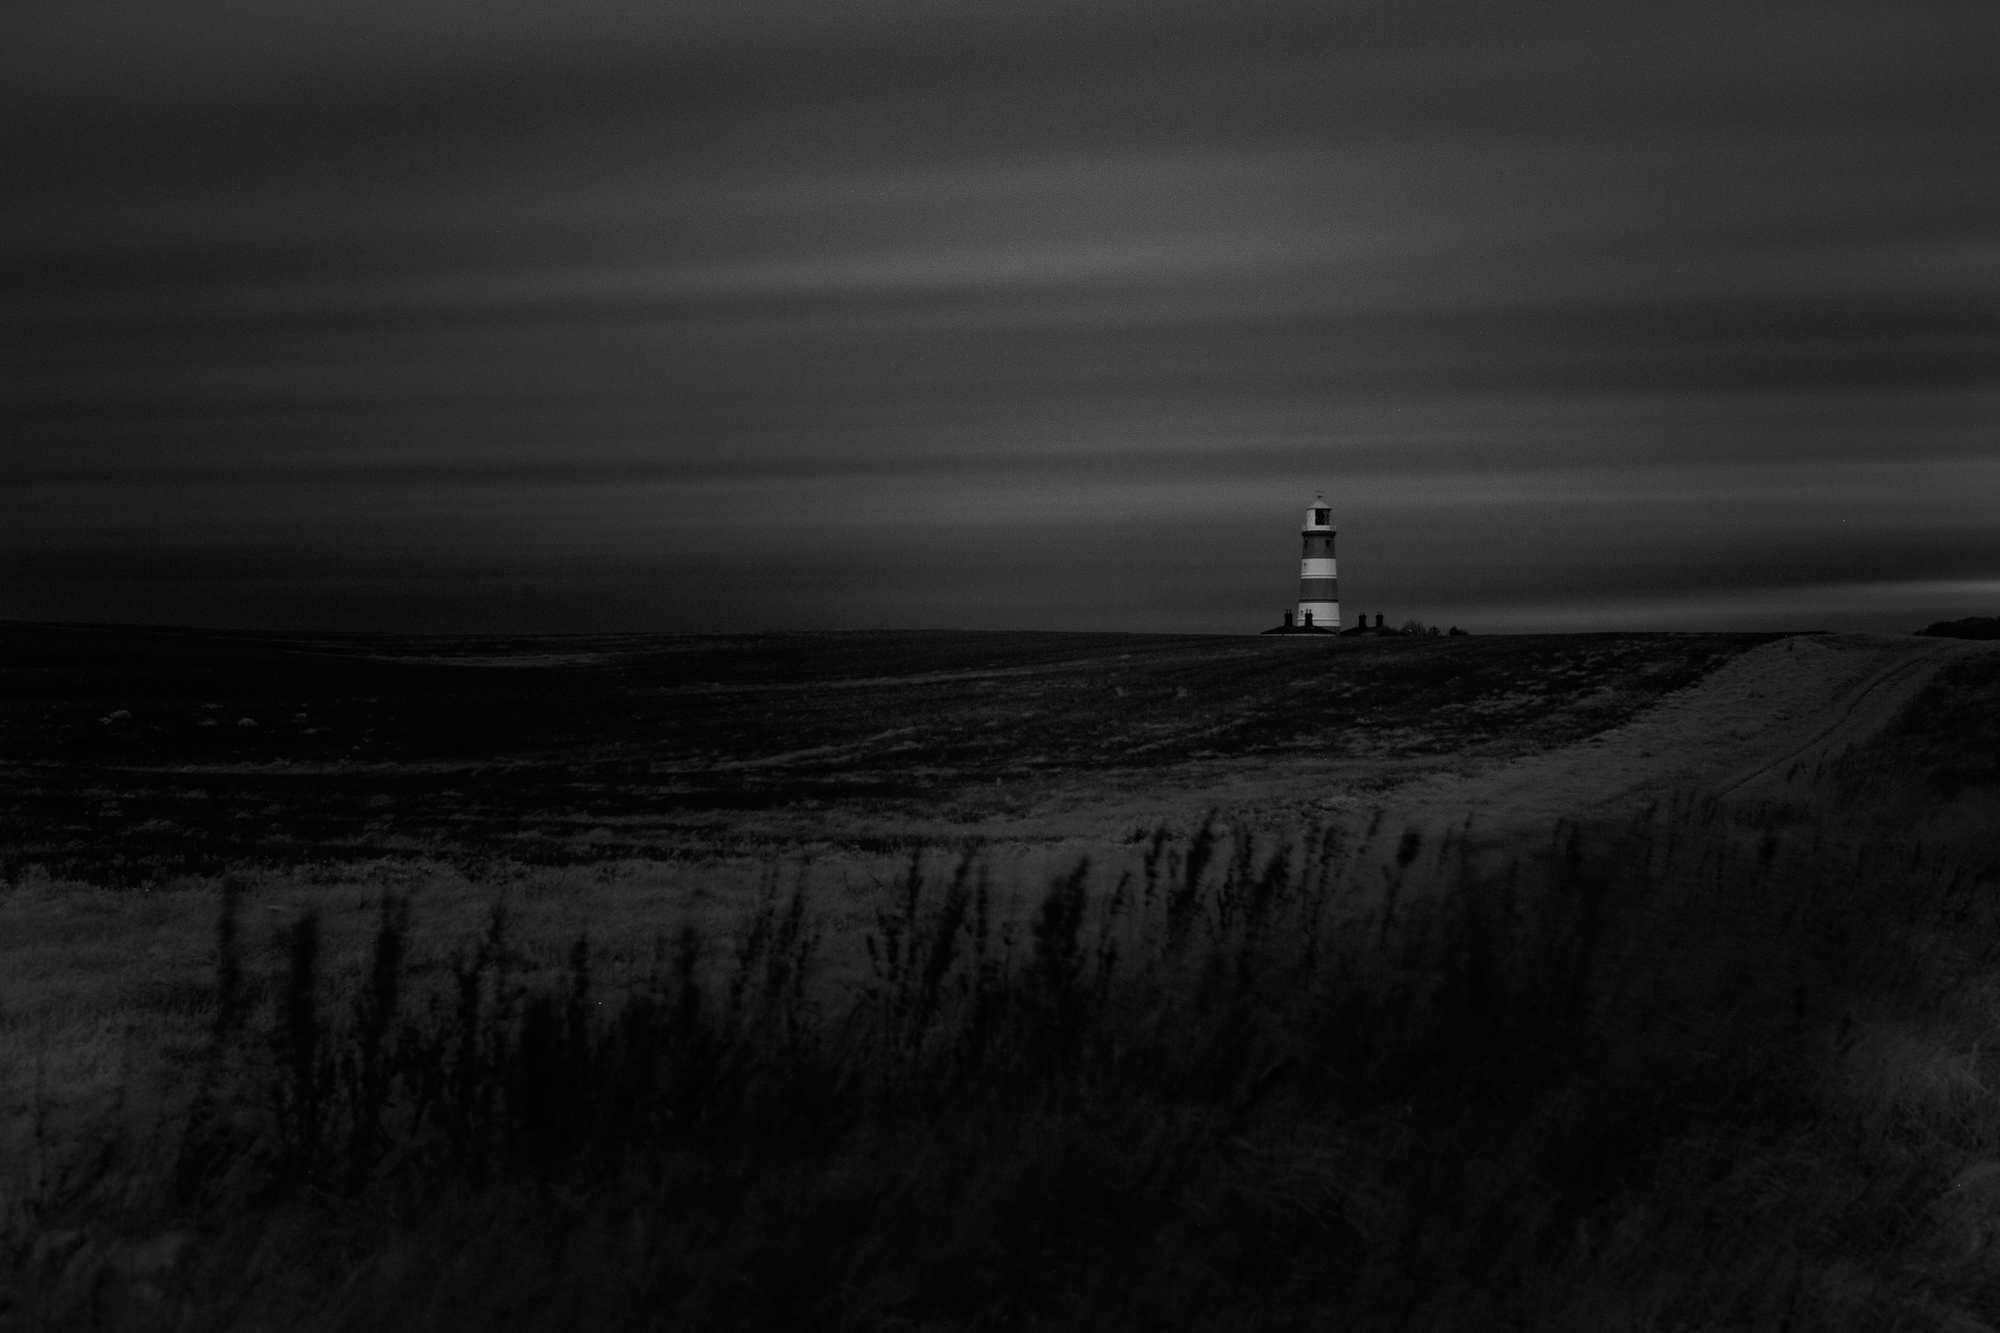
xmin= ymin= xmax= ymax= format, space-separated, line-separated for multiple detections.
xmin=1363 ymin=634 xmax=1973 ymax=854
xmin=1709 ymin=639 xmax=1988 ymax=802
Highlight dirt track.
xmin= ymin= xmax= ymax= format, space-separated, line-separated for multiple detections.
xmin=958 ymin=634 xmax=1991 ymax=888
xmin=1373 ymin=632 xmax=1994 ymax=845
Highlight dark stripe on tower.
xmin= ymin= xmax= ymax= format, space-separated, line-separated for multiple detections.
xmin=1298 ymin=578 xmax=1339 ymax=599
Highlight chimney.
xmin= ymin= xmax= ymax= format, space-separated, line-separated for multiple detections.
xmin=1283 ymin=610 xmax=1294 ymax=627
xmin=1303 ymin=610 xmax=1314 ymax=627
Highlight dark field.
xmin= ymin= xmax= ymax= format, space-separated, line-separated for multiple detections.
xmin=6 ymin=623 xmax=2000 ymax=1332
xmin=0 ymin=621 xmax=1779 ymax=884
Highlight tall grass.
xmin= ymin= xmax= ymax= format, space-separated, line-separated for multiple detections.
xmin=13 ymin=793 xmax=2000 ymax=1331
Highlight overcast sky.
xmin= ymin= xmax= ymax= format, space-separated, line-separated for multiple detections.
xmin=3 ymin=0 xmax=1994 ymax=634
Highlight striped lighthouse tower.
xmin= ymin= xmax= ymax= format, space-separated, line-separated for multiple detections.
xmin=1297 ymin=494 xmax=1339 ymax=630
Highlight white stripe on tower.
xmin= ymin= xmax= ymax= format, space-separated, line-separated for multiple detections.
xmin=1297 ymin=492 xmax=1339 ymax=629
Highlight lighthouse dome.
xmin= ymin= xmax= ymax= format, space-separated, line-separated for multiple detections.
xmin=1303 ymin=494 xmax=1334 ymax=530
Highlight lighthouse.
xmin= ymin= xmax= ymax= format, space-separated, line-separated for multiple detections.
xmin=1262 ymin=493 xmax=1340 ymax=634
xmin=1297 ymin=493 xmax=1339 ymax=629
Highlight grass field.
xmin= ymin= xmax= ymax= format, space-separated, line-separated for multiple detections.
xmin=3 ymin=623 xmax=1997 ymax=1330
xmin=0 ymin=622 xmax=1776 ymax=881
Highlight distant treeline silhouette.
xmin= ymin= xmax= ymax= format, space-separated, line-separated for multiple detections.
xmin=1919 ymin=615 xmax=2000 ymax=640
